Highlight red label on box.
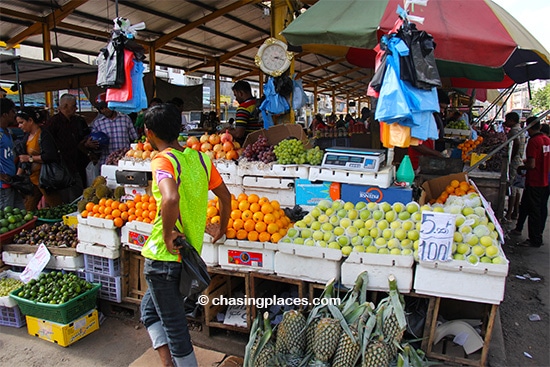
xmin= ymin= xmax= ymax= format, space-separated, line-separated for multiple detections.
xmin=227 ymin=250 xmax=263 ymax=267
xmin=128 ymin=230 xmax=148 ymax=246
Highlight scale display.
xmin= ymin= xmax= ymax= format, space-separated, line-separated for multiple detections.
xmin=321 ymin=147 xmax=386 ymax=172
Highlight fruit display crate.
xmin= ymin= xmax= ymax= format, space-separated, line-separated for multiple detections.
xmin=0 ymin=217 xmax=37 ymax=245
xmin=117 ymin=158 xmax=152 ymax=172
xmin=100 ymin=164 xmax=119 ymax=189
xmin=413 ymin=259 xmax=509 ymax=305
xmin=76 ymin=242 xmax=120 ymax=259
xmin=10 ymin=283 xmax=100 ymax=324
xmin=237 ymin=162 xmax=310 ymax=178
xmin=120 ymin=247 xmax=147 ymax=304
xmin=274 ymin=242 xmax=343 ymax=284
xmin=121 ymin=220 xmax=153 ymax=252
xmin=86 ymin=273 xmax=122 ymax=303
xmin=308 ymin=165 xmax=395 ymax=188
xmin=26 ymin=309 xmax=99 ymax=347
xmin=0 ymin=305 xmax=26 ymax=328
xmin=219 ymin=240 xmax=278 ymax=274
xmin=340 ymin=253 xmax=415 ymax=292
xmin=0 ymin=270 xmax=22 ymax=307
xmin=202 ymin=234 xmax=222 ymax=267
xmin=1 ymin=251 xmax=84 ymax=271
xmin=213 ymin=159 xmax=238 ymax=175
xmin=77 ymin=215 xmax=121 ymax=249
xmin=84 ymin=254 xmax=121 ymax=277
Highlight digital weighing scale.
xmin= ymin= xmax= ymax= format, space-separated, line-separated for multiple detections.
xmin=321 ymin=147 xmax=386 ymax=172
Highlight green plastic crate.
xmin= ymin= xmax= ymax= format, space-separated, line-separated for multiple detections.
xmin=9 ymin=283 xmax=100 ymax=324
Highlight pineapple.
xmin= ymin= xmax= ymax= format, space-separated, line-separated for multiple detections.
xmin=362 ymin=335 xmax=390 ymax=367
xmin=255 ymin=341 xmax=277 ymax=367
xmin=378 ymin=275 xmax=407 ymax=361
xmin=275 ymin=310 xmax=306 ymax=355
xmin=332 ymin=324 xmax=361 ymax=367
xmin=305 ymin=316 xmax=321 ymax=354
xmin=312 ymin=317 xmax=342 ymax=363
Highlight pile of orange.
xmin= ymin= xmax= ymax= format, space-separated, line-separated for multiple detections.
xmin=432 ymin=179 xmax=477 ymax=204
xmin=80 ymin=193 xmax=157 ymax=227
xmin=125 ymin=141 xmax=160 ymax=160
xmin=457 ymin=136 xmax=484 ymax=162
xmin=207 ymin=193 xmax=291 ymax=243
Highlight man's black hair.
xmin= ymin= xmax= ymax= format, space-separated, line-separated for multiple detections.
xmin=505 ymin=112 xmax=519 ymax=123
xmin=144 ymin=103 xmax=181 ymax=142
xmin=526 ymin=116 xmax=540 ymax=131
xmin=0 ymin=98 xmax=15 ymax=115
xmin=232 ymin=80 xmax=252 ymax=94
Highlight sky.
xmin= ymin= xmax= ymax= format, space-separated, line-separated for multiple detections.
xmin=492 ymin=0 xmax=550 ymax=53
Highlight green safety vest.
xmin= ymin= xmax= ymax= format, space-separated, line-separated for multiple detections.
xmin=141 ymin=148 xmax=211 ymax=262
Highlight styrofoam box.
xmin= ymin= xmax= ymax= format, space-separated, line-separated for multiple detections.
xmin=77 ymin=215 xmax=121 ymax=248
xmin=121 ymin=221 xmax=154 ymax=252
xmin=117 ymin=158 xmax=152 ymax=172
xmin=341 ymin=253 xmax=414 ymax=292
xmin=274 ymin=243 xmax=342 ymax=284
xmin=201 ymin=233 xmax=223 ymax=267
xmin=413 ymin=259 xmax=509 ymax=305
xmin=237 ymin=162 xmax=310 ymax=179
xmin=219 ymin=172 xmax=242 ymax=185
xmin=76 ymin=242 xmax=120 ymax=259
xmin=100 ymin=164 xmax=119 ymax=189
xmin=2 ymin=251 xmax=84 ymax=271
xmin=213 ymin=160 xmax=238 ymax=175
xmin=0 ymin=270 xmax=22 ymax=307
xmin=241 ymin=176 xmax=296 ymax=207
xmin=219 ymin=239 xmax=277 ymax=273
xmin=308 ymin=165 xmax=395 ymax=188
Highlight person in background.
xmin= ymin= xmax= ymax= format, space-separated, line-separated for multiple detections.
xmin=512 ymin=117 xmax=550 ymax=248
xmin=44 ymin=93 xmax=91 ymax=201
xmin=139 ymin=103 xmax=231 ymax=367
xmin=504 ymin=112 xmax=526 ymax=222
xmin=229 ymin=81 xmax=260 ymax=145
xmin=203 ymin=111 xmax=219 ymax=134
xmin=167 ymin=97 xmax=188 ymax=132
xmin=359 ymin=107 xmax=371 ymax=130
xmin=336 ymin=114 xmax=346 ymax=129
xmin=0 ymin=88 xmax=7 ymax=98
xmin=433 ymin=89 xmax=450 ymax=152
xmin=135 ymin=98 xmax=163 ymax=137
xmin=312 ymin=114 xmax=328 ymax=131
xmin=15 ymin=108 xmax=64 ymax=211
xmin=0 ymin=98 xmax=24 ymax=209
xmin=91 ymin=93 xmax=138 ymax=166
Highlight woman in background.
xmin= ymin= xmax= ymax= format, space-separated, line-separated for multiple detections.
xmin=15 ymin=108 xmax=63 ymax=211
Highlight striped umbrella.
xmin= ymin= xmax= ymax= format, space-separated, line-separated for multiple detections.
xmin=282 ymin=0 xmax=550 ymax=88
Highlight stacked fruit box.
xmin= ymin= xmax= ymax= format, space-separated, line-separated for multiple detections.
xmin=83 ymin=254 xmax=122 ymax=303
xmin=0 ymin=270 xmax=26 ymax=328
xmin=76 ymin=215 xmax=121 ymax=259
xmin=219 ymin=239 xmax=278 ymax=274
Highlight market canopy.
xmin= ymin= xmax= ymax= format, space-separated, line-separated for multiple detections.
xmin=282 ymin=0 xmax=550 ymax=88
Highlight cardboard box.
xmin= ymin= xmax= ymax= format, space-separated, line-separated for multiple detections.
xmin=295 ymin=179 xmax=333 ymax=206
xmin=243 ymin=123 xmax=310 ymax=149
xmin=26 ymin=309 xmax=99 ymax=347
xmin=419 ymin=172 xmax=468 ymax=205
xmin=340 ymin=184 xmax=413 ymax=205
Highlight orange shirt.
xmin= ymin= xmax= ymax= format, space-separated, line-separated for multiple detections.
xmin=26 ymin=130 xmax=41 ymax=185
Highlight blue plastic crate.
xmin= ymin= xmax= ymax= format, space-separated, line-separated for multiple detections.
xmin=0 ymin=305 xmax=26 ymax=328
xmin=86 ymin=273 xmax=122 ymax=303
xmin=84 ymin=254 xmax=120 ymax=276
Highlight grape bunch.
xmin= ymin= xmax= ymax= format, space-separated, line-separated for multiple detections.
xmin=274 ymin=139 xmax=325 ymax=165
xmin=105 ymin=148 xmax=129 ymax=165
xmin=242 ymin=135 xmax=276 ymax=163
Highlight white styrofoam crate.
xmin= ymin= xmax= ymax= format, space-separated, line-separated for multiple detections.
xmin=274 ymin=243 xmax=342 ymax=284
xmin=219 ymin=172 xmax=242 ymax=186
xmin=77 ymin=215 xmax=121 ymax=249
xmin=100 ymin=164 xmax=119 ymax=189
xmin=0 ymin=270 xmax=22 ymax=307
xmin=76 ymin=242 xmax=120 ymax=259
xmin=308 ymin=165 xmax=395 ymax=188
xmin=117 ymin=159 xmax=152 ymax=172
xmin=201 ymin=242 xmax=219 ymax=267
xmin=242 ymin=186 xmax=296 ymax=208
xmin=219 ymin=240 xmax=277 ymax=273
xmin=271 ymin=164 xmax=311 ymax=178
xmin=236 ymin=162 xmax=276 ymax=177
xmin=213 ymin=160 xmax=238 ymax=175
xmin=341 ymin=253 xmax=414 ymax=292
xmin=242 ymin=176 xmax=295 ymax=190
xmin=1 ymin=251 xmax=84 ymax=271
xmin=413 ymin=259 xmax=509 ymax=305
xmin=121 ymin=221 xmax=154 ymax=252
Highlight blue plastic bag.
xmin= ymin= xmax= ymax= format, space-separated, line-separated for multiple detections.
xmin=108 ymin=60 xmax=147 ymax=113
xmin=259 ymin=78 xmax=290 ymax=129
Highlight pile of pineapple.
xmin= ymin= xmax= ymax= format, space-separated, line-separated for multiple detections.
xmin=244 ymin=274 xmax=430 ymax=367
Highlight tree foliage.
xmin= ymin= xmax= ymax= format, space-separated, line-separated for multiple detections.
xmin=531 ymin=83 xmax=550 ymax=113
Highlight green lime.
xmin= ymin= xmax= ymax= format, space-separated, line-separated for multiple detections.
xmin=12 ymin=208 xmax=20 ymax=215
xmin=7 ymin=215 xmax=16 ymax=224
xmin=4 ymin=206 xmax=13 ymax=214
xmin=7 ymin=223 xmax=16 ymax=230
xmin=24 ymin=213 xmax=33 ymax=221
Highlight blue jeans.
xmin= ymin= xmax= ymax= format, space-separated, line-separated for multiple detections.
xmin=140 ymin=259 xmax=194 ymax=358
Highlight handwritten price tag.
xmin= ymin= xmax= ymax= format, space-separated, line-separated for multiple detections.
xmin=419 ymin=212 xmax=456 ymax=262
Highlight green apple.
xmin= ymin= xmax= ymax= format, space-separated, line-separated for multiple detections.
xmin=362 ymin=236 xmax=373 ymax=247
xmin=330 ymin=215 xmax=341 ymax=226
xmin=321 ymin=222 xmax=334 ymax=232
xmin=332 ymin=200 xmax=344 ymax=211
xmin=328 ymin=241 xmax=341 ymax=249
xmin=340 ymin=218 xmax=352 ymax=228
xmin=455 ymin=214 xmax=466 ymax=227
xmin=416 ymin=222 xmax=422 ymax=231
xmin=344 ymin=201 xmax=355 ymax=211
xmin=433 ymin=206 xmax=445 ymax=213
xmin=414 ymin=240 xmax=420 ymax=250
xmin=385 ymin=210 xmax=397 ymax=222
xmin=382 ymin=229 xmax=393 ymax=239
xmin=359 ymin=210 xmax=371 ymax=220
xmin=467 ymin=235 xmax=479 ymax=246
xmin=347 ymin=209 xmax=359 ymax=220
xmin=453 ymin=253 xmax=465 ymax=260
xmin=366 ymin=245 xmax=378 ymax=253
xmin=310 ymin=221 xmax=321 ymax=231
xmin=467 ymin=255 xmax=479 ymax=265
xmin=375 ymin=237 xmax=387 ymax=248
xmin=480 ymin=235 xmax=492 ymax=247
xmin=471 ymin=245 xmax=485 ymax=257
xmin=378 ymin=248 xmax=390 ymax=255
xmin=388 ymin=238 xmax=400 ymax=249
xmin=358 ymin=228 xmax=369 ymax=237
xmin=312 ymin=230 xmax=324 ymax=241
xmin=379 ymin=202 xmax=392 ymax=212
xmin=402 ymin=220 xmax=414 ymax=231
xmin=318 ymin=214 xmax=329 ymax=223
xmin=310 ymin=208 xmax=321 ymax=218
xmin=370 ymin=228 xmax=380 ymax=238
xmin=456 ymin=243 xmax=469 ymax=255
xmin=351 ymin=236 xmax=363 ymax=246
xmin=492 ymin=256 xmax=506 ymax=264
xmin=420 ymin=204 xmax=431 ymax=212
xmin=323 ymin=232 xmax=335 ymax=242
xmin=474 ymin=207 xmax=486 ymax=217
xmin=401 ymin=239 xmax=413 ymax=249
xmin=406 ymin=202 xmax=420 ymax=214
xmin=490 ymin=231 xmax=499 ymax=240
xmin=377 ymin=220 xmax=389 ymax=230
xmin=401 ymin=248 xmax=413 ymax=256
xmin=411 ymin=212 xmax=422 ymax=222
xmin=295 ymin=220 xmax=307 ymax=228
xmin=486 ymin=245 xmax=499 ymax=258
xmin=341 ymin=246 xmax=353 ymax=256
xmin=301 ymin=229 xmax=312 ymax=238
xmin=282 ymin=238 xmax=292 ymax=243
xmin=317 ymin=200 xmax=331 ymax=211
xmin=337 ymin=209 xmax=348 ymax=218
xmin=398 ymin=211 xmax=411 ymax=220
xmin=364 ymin=219 xmax=376 ymax=230
xmin=372 ymin=210 xmax=384 ymax=221
xmin=345 ymin=227 xmax=358 ymax=237
xmin=407 ymin=230 xmax=420 ymax=241
xmin=304 ymin=239 xmax=315 ymax=246
xmin=287 ymin=228 xmax=299 ymax=238
xmin=354 ymin=245 xmax=366 ymax=253
xmin=462 ymin=207 xmax=474 ymax=216
xmin=317 ymin=240 xmax=327 ymax=248
xmin=355 ymin=202 xmax=367 ymax=211
xmin=293 ymin=237 xmax=305 ymax=245
xmin=302 ymin=215 xmax=315 ymax=225
xmin=392 ymin=202 xmax=405 ymax=213
xmin=334 ymin=226 xmax=345 ymax=236
xmin=325 ymin=208 xmax=335 ymax=216
xmin=473 ymin=225 xmax=490 ymax=238
xmin=453 ymin=232 xmax=463 ymax=243
xmin=390 ymin=220 xmax=402 ymax=230
xmin=480 ymin=256 xmax=492 ymax=263
xmin=488 ymin=222 xmax=495 ymax=231
xmin=338 ymin=236 xmax=350 ymax=246
xmin=390 ymin=248 xmax=402 ymax=256
xmin=366 ymin=202 xmax=379 ymax=211
xmin=394 ymin=228 xmax=407 ymax=241
xmin=353 ymin=219 xmax=365 ymax=229
xmin=459 ymin=225 xmax=472 ymax=234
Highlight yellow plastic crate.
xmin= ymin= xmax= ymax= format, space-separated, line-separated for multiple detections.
xmin=470 ymin=153 xmax=489 ymax=166
xmin=26 ymin=309 xmax=99 ymax=347
xmin=62 ymin=211 xmax=79 ymax=228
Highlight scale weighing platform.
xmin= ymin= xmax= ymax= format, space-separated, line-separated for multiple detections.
xmin=321 ymin=147 xmax=386 ymax=172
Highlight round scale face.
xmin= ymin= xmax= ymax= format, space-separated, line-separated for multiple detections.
xmin=263 ymin=44 xmax=288 ymax=71
xmin=255 ymin=38 xmax=293 ymax=77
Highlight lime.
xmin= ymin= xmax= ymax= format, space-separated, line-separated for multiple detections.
xmin=4 ymin=206 xmax=13 ymax=214
xmin=7 ymin=215 xmax=16 ymax=224
xmin=7 ymin=223 xmax=16 ymax=230
xmin=24 ymin=213 xmax=33 ymax=221
xmin=12 ymin=208 xmax=20 ymax=215
xmin=0 ymin=219 xmax=8 ymax=227
xmin=0 ymin=227 xmax=8 ymax=234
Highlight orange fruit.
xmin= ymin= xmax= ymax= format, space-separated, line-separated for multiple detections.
xmin=92 ymin=204 xmax=100 ymax=213
xmin=149 ymin=196 xmax=156 ymax=204
xmin=247 ymin=231 xmax=259 ymax=241
xmin=275 ymin=219 xmax=285 ymax=229
xmin=459 ymin=182 xmax=470 ymax=192
xmin=147 ymin=211 xmax=156 ymax=221
xmin=104 ymin=206 xmax=112 ymax=215
xmin=211 ymin=215 xmax=220 ymax=224
xmin=271 ymin=233 xmax=282 ymax=243
xmin=128 ymin=207 xmax=136 ymax=216
xmin=133 ymin=194 xmax=142 ymax=203
xmin=270 ymin=200 xmax=280 ymax=210
xmin=105 ymin=199 xmax=113 ymax=208
xmin=81 ymin=210 xmax=89 ymax=218
xmin=207 ymin=206 xmax=218 ymax=218
xmin=118 ymin=203 xmax=128 ymax=212
xmin=278 ymin=228 xmax=287 ymax=237
xmin=142 ymin=210 xmax=150 ymax=219
xmin=231 ymin=199 xmax=239 ymax=210
xmin=233 ymin=219 xmax=244 ymax=230
xmin=121 ymin=212 xmax=129 ymax=221
xmin=236 ymin=229 xmax=248 ymax=240
xmin=267 ymin=223 xmax=279 ymax=234
xmin=247 ymin=194 xmax=259 ymax=204
xmin=135 ymin=208 xmax=143 ymax=218
xmin=98 ymin=205 xmax=105 ymax=214
xmin=85 ymin=202 xmax=94 ymax=212
xmin=255 ymin=221 xmax=267 ymax=233
xmin=237 ymin=193 xmax=248 ymax=202
xmin=243 ymin=219 xmax=256 ymax=232
xmin=112 ymin=209 xmax=121 ymax=218
xmin=249 ymin=202 xmax=261 ymax=213
xmin=230 ymin=209 xmax=242 ymax=221
xmin=141 ymin=202 xmax=150 ymax=211
xmin=454 ymin=189 xmax=465 ymax=196
xmin=128 ymin=214 xmax=137 ymax=222
xmin=227 ymin=218 xmax=234 ymax=229
xmin=142 ymin=218 xmax=151 ymax=224
xmin=446 ymin=186 xmax=454 ymax=194
xmin=258 ymin=196 xmax=269 ymax=205
xmin=98 ymin=198 xmax=106 ymax=206
xmin=141 ymin=194 xmax=150 ymax=203
xmin=126 ymin=200 xmax=135 ymax=209
xmin=263 ymin=213 xmax=275 ymax=224
xmin=261 ymin=203 xmax=274 ymax=214
xmin=258 ymin=231 xmax=271 ymax=242
xmin=252 ymin=211 xmax=264 ymax=223
xmin=241 ymin=210 xmax=253 ymax=221
xmin=135 ymin=202 xmax=143 ymax=210
xmin=111 ymin=201 xmax=120 ymax=210
xmin=238 ymin=200 xmax=250 ymax=211
xmin=450 ymin=179 xmax=460 ymax=188
xmin=105 ymin=214 xmax=113 ymax=220
xmin=99 ymin=213 xmax=106 ymax=218
xmin=226 ymin=228 xmax=237 ymax=239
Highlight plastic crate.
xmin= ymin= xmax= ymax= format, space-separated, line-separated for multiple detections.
xmin=84 ymin=254 xmax=121 ymax=276
xmin=10 ymin=283 xmax=100 ymax=324
xmin=86 ymin=273 xmax=122 ymax=303
xmin=0 ymin=305 xmax=26 ymax=328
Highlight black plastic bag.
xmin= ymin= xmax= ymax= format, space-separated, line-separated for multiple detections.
xmin=175 ymin=237 xmax=211 ymax=297
xmin=39 ymin=160 xmax=75 ymax=191
xmin=369 ymin=51 xmax=388 ymax=93
xmin=10 ymin=174 xmax=34 ymax=196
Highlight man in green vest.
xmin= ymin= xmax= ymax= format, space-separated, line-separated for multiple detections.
xmin=140 ymin=103 xmax=231 ymax=367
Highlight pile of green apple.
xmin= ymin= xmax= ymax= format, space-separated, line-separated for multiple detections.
xmin=280 ymin=195 xmax=507 ymax=265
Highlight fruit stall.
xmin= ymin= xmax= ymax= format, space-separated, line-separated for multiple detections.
xmin=0 ymin=124 xmax=510 ymax=366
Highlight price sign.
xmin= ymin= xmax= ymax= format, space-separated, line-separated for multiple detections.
xmin=419 ymin=212 xmax=456 ymax=262
xmin=20 ymin=244 xmax=51 ymax=283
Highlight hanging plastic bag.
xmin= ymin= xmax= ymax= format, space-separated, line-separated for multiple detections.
xmin=107 ymin=60 xmax=147 ymax=114
xmin=375 ymin=58 xmax=411 ymax=124
xmin=175 ymin=236 xmax=211 ymax=297
xmin=106 ymin=49 xmax=134 ymax=102
xmin=388 ymin=123 xmax=411 ymax=148
xmin=292 ymin=79 xmax=308 ymax=110
xmin=96 ymin=35 xmax=125 ymax=88
xmin=259 ymin=78 xmax=290 ymax=129
xmin=85 ymin=161 xmax=101 ymax=187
